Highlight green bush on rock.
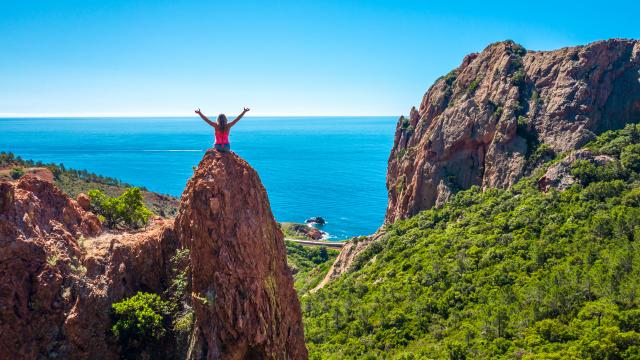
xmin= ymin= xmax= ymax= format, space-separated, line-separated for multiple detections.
xmin=111 ymin=292 xmax=170 ymax=351
xmin=88 ymin=187 xmax=152 ymax=229
xmin=10 ymin=167 xmax=24 ymax=179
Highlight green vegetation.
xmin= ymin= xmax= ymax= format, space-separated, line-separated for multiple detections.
xmin=440 ymin=70 xmax=458 ymax=99
xmin=0 ymin=151 xmax=178 ymax=217
xmin=527 ymin=143 xmax=556 ymax=170
xmin=167 ymin=248 xmax=191 ymax=304
xmin=111 ymin=249 xmax=192 ymax=356
xmin=111 ymin=292 xmax=170 ymax=353
xmin=517 ymin=116 xmax=548 ymax=163
xmin=505 ymin=40 xmax=527 ymax=57
xmin=494 ymin=106 xmax=504 ymax=118
xmin=511 ymin=69 xmax=525 ymax=87
xmin=466 ymin=76 xmax=482 ymax=95
xmin=286 ymin=241 xmax=339 ymax=294
xmin=303 ymin=124 xmax=640 ymax=359
xmin=165 ymin=248 xmax=194 ymax=342
xmin=88 ymin=188 xmax=153 ymax=229
xmin=441 ymin=70 xmax=458 ymax=86
xmin=10 ymin=167 xmax=24 ymax=179
xmin=621 ymin=144 xmax=640 ymax=172
xmin=281 ymin=222 xmax=312 ymax=240
xmin=398 ymin=116 xmax=415 ymax=141
xmin=531 ymin=90 xmax=539 ymax=106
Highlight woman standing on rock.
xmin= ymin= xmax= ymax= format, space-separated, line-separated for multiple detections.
xmin=195 ymin=107 xmax=250 ymax=152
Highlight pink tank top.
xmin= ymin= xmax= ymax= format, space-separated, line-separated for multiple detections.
xmin=215 ymin=128 xmax=230 ymax=145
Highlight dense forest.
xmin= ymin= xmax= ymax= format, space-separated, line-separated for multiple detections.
xmin=302 ymin=125 xmax=640 ymax=359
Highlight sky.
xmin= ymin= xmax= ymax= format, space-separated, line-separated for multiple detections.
xmin=1 ymin=0 xmax=639 ymax=117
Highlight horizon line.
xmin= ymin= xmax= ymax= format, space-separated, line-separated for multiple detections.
xmin=0 ymin=112 xmax=401 ymax=118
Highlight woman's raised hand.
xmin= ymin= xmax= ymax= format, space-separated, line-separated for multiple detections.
xmin=243 ymin=107 xmax=250 ymax=113
xmin=195 ymin=108 xmax=202 ymax=114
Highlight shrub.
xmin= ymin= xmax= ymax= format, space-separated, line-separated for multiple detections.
xmin=88 ymin=187 xmax=153 ymax=229
xmin=506 ymin=40 xmax=527 ymax=57
xmin=571 ymin=160 xmax=626 ymax=186
xmin=111 ymin=292 xmax=170 ymax=351
xmin=466 ymin=76 xmax=482 ymax=94
xmin=443 ymin=70 xmax=458 ymax=85
xmin=534 ymin=318 xmax=574 ymax=343
xmin=621 ymin=144 xmax=640 ymax=172
xmin=167 ymin=248 xmax=191 ymax=303
xmin=528 ymin=143 xmax=555 ymax=167
xmin=173 ymin=309 xmax=194 ymax=333
xmin=511 ymin=69 xmax=525 ymax=87
xmin=10 ymin=167 xmax=24 ymax=179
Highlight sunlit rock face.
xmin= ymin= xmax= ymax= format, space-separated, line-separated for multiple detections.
xmin=175 ymin=150 xmax=308 ymax=360
xmin=386 ymin=39 xmax=640 ymax=223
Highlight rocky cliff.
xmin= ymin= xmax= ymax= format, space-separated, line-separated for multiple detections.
xmin=175 ymin=151 xmax=307 ymax=359
xmin=387 ymin=39 xmax=640 ymax=223
xmin=0 ymin=151 xmax=306 ymax=359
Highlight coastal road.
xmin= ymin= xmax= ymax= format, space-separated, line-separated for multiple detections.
xmin=285 ymin=238 xmax=345 ymax=249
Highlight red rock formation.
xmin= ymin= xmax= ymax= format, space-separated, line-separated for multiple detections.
xmin=0 ymin=176 xmax=180 ymax=359
xmin=0 ymin=176 xmax=101 ymax=358
xmin=387 ymin=39 xmax=640 ymax=223
xmin=175 ymin=150 xmax=307 ymax=360
xmin=305 ymin=228 xmax=324 ymax=240
xmin=1 ymin=152 xmax=307 ymax=359
xmin=76 ymin=192 xmax=91 ymax=211
xmin=1 ymin=175 xmax=101 ymax=239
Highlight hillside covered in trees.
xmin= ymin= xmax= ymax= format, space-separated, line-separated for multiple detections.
xmin=302 ymin=124 xmax=640 ymax=359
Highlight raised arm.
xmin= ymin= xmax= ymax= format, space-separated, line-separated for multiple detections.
xmin=228 ymin=107 xmax=250 ymax=128
xmin=195 ymin=108 xmax=217 ymax=129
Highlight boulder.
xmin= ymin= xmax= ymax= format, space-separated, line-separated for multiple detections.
xmin=76 ymin=192 xmax=91 ymax=211
xmin=305 ymin=217 xmax=326 ymax=226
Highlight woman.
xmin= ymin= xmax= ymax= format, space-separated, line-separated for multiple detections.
xmin=195 ymin=107 xmax=250 ymax=152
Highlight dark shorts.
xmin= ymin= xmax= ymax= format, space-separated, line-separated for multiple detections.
xmin=215 ymin=143 xmax=231 ymax=152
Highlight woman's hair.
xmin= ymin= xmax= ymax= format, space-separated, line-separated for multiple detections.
xmin=217 ymin=114 xmax=228 ymax=131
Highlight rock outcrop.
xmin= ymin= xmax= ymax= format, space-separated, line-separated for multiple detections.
xmin=0 ymin=176 xmax=180 ymax=359
xmin=0 ymin=176 xmax=102 ymax=358
xmin=1 ymin=151 xmax=307 ymax=359
xmin=387 ymin=39 xmax=640 ymax=223
xmin=537 ymin=149 xmax=614 ymax=192
xmin=76 ymin=192 xmax=91 ymax=211
xmin=175 ymin=151 xmax=307 ymax=360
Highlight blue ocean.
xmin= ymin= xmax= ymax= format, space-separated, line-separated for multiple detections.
xmin=0 ymin=117 xmax=397 ymax=239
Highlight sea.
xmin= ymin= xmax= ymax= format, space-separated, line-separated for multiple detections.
xmin=0 ymin=116 xmax=397 ymax=240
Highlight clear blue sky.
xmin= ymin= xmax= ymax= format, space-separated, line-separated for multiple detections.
xmin=1 ymin=0 xmax=638 ymax=117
